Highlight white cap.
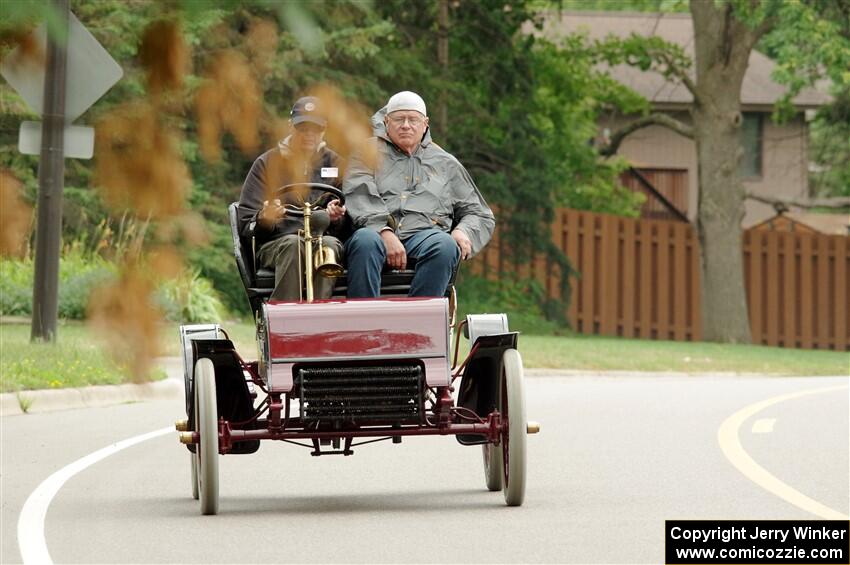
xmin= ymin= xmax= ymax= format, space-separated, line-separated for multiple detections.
xmin=386 ymin=91 xmax=427 ymax=117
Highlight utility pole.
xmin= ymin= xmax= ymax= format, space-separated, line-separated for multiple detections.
xmin=31 ymin=0 xmax=70 ymax=342
xmin=437 ymin=0 xmax=449 ymax=141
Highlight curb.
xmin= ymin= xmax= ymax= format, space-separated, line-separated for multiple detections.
xmin=1 ymin=356 xmax=185 ymax=417
xmin=0 ymin=378 xmax=183 ymax=416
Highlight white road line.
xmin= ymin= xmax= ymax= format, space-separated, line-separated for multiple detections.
xmin=718 ymin=384 xmax=849 ymax=520
xmin=17 ymin=426 xmax=173 ymax=565
xmin=751 ymin=418 xmax=776 ymax=434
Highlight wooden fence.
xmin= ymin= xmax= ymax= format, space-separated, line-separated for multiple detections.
xmin=470 ymin=208 xmax=849 ymax=351
xmin=745 ymin=230 xmax=848 ymax=350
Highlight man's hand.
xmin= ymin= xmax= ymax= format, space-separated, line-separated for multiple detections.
xmin=259 ymin=199 xmax=286 ymax=226
xmin=380 ymin=230 xmax=407 ymax=270
xmin=451 ymin=228 xmax=472 ymax=260
xmin=327 ymin=199 xmax=346 ymax=223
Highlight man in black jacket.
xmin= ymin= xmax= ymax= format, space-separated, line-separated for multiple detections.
xmin=237 ymin=97 xmax=347 ymax=300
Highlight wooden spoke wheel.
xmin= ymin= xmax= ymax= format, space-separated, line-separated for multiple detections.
xmin=482 ymin=441 xmax=503 ymax=491
xmin=194 ymin=358 xmax=219 ymax=515
xmin=190 ymin=453 xmax=199 ymax=500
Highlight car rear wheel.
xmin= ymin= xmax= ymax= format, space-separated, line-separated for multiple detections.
xmin=482 ymin=443 xmax=503 ymax=491
xmin=501 ymin=348 xmax=526 ymax=506
xmin=195 ymin=358 xmax=219 ymax=515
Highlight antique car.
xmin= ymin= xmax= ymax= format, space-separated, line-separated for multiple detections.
xmin=176 ymin=183 xmax=539 ymax=515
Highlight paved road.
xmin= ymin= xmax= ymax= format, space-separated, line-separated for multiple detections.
xmin=2 ymin=373 xmax=847 ymax=563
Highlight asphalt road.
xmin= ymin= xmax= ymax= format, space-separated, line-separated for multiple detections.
xmin=2 ymin=373 xmax=847 ymax=564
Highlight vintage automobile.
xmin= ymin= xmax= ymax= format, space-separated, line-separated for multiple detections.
xmin=176 ymin=183 xmax=539 ymax=515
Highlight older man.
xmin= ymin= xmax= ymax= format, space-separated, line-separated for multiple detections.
xmin=343 ymin=91 xmax=495 ymax=297
xmin=238 ymin=96 xmax=347 ymax=301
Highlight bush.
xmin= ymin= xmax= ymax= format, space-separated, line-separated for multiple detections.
xmin=156 ymin=270 xmax=225 ymax=323
xmin=0 ymin=252 xmax=116 ymax=319
xmin=187 ymin=222 xmax=248 ymax=315
xmin=0 ymin=252 xmax=225 ymax=323
xmin=58 ymin=253 xmax=117 ymax=319
xmin=0 ymin=259 xmax=33 ymax=316
xmin=455 ymin=273 xmax=568 ymax=336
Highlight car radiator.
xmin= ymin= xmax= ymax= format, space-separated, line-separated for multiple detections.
xmin=297 ymin=364 xmax=424 ymax=424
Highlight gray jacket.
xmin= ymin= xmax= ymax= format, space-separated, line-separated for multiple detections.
xmin=343 ymin=109 xmax=495 ymax=256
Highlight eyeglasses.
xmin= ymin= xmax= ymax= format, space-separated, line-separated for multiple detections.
xmin=387 ymin=115 xmax=425 ymax=127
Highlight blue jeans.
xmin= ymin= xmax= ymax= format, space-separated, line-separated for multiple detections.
xmin=345 ymin=228 xmax=460 ymax=298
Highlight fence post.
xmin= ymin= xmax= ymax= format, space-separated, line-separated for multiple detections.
xmin=835 ymin=236 xmax=847 ymax=350
xmin=622 ymin=218 xmax=636 ymax=338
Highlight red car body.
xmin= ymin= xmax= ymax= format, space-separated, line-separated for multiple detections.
xmin=261 ymin=297 xmax=451 ymax=392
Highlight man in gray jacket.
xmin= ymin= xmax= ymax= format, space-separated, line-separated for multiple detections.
xmin=343 ymin=91 xmax=495 ymax=297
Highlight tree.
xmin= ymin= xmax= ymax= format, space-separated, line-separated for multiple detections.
xmin=2 ymin=0 xmax=646 ymax=328
xmin=761 ymin=0 xmax=850 ymax=200
xmin=597 ymin=0 xmax=847 ymax=343
xmin=371 ymin=0 xmax=645 ymax=322
xmin=687 ymin=0 xmax=772 ymax=343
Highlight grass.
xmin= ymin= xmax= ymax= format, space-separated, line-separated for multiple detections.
xmin=2 ymin=320 xmax=847 ymax=393
xmin=1 ymin=322 xmax=166 ymax=393
xmin=155 ymin=318 xmax=258 ymax=357
xmin=219 ymin=320 xmax=848 ymax=376
xmin=515 ymin=334 xmax=849 ymax=375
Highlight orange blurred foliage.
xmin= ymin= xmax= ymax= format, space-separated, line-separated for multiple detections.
xmin=309 ymin=84 xmax=379 ymax=173
xmin=0 ymin=27 xmax=45 ymax=69
xmin=0 ymin=169 xmax=33 ymax=257
xmin=256 ymin=85 xmax=379 ymax=206
xmin=94 ymin=101 xmax=190 ymax=219
xmin=245 ymin=18 xmax=278 ymax=75
xmin=139 ymin=20 xmax=189 ymax=94
xmin=87 ymin=265 xmax=164 ymax=382
xmin=195 ymin=50 xmax=262 ymax=162
xmin=154 ymin=211 xmax=209 ymax=248
xmin=147 ymin=245 xmax=184 ymax=279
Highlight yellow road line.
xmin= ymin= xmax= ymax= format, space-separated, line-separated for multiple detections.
xmin=718 ymin=384 xmax=849 ymax=520
xmin=751 ymin=418 xmax=776 ymax=434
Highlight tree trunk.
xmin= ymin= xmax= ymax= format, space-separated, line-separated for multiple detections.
xmin=692 ymin=106 xmax=752 ymax=343
xmin=690 ymin=0 xmax=765 ymax=343
xmin=437 ymin=0 xmax=449 ymax=140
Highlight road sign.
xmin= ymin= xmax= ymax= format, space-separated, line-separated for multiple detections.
xmin=18 ymin=121 xmax=94 ymax=159
xmin=0 ymin=10 xmax=122 ymax=122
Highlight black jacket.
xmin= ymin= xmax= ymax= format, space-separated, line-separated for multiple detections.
xmin=237 ymin=138 xmax=349 ymax=247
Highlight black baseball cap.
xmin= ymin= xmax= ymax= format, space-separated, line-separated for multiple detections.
xmin=290 ymin=96 xmax=326 ymax=127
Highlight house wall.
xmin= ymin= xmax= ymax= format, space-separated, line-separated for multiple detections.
xmin=747 ymin=114 xmax=809 ymax=225
xmin=599 ymin=112 xmax=810 ymax=226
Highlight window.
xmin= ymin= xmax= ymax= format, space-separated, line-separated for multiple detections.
xmin=738 ymin=113 xmax=763 ymax=178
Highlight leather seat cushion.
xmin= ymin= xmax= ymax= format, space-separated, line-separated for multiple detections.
xmin=255 ymin=268 xmax=276 ymax=288
xmin=254 ymin=267 xmax=417 ymax=291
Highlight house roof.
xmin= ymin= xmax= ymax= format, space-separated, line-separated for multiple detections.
xmin=749 ymin=212 xmax=850 ymax=235
xmin=537 ymin=11 xmax=831 ymax=109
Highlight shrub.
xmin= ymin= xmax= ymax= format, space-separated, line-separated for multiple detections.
xmin=0 ymin=252 xmax=225 ymax=323
xmin=0 ymin=259 xmax=33 ymax=316
xmin=187 ymin=222 xmax=248 ymax=315
xmin=0 ymin=253 xmax=117 ymax=318
xmin=57 ymin=253 xmax=117 ymax=319
xmin=455 ymin=273 xmax=567 ymax=336
xmin=155 ymin=270 xmax=225 ymax=323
